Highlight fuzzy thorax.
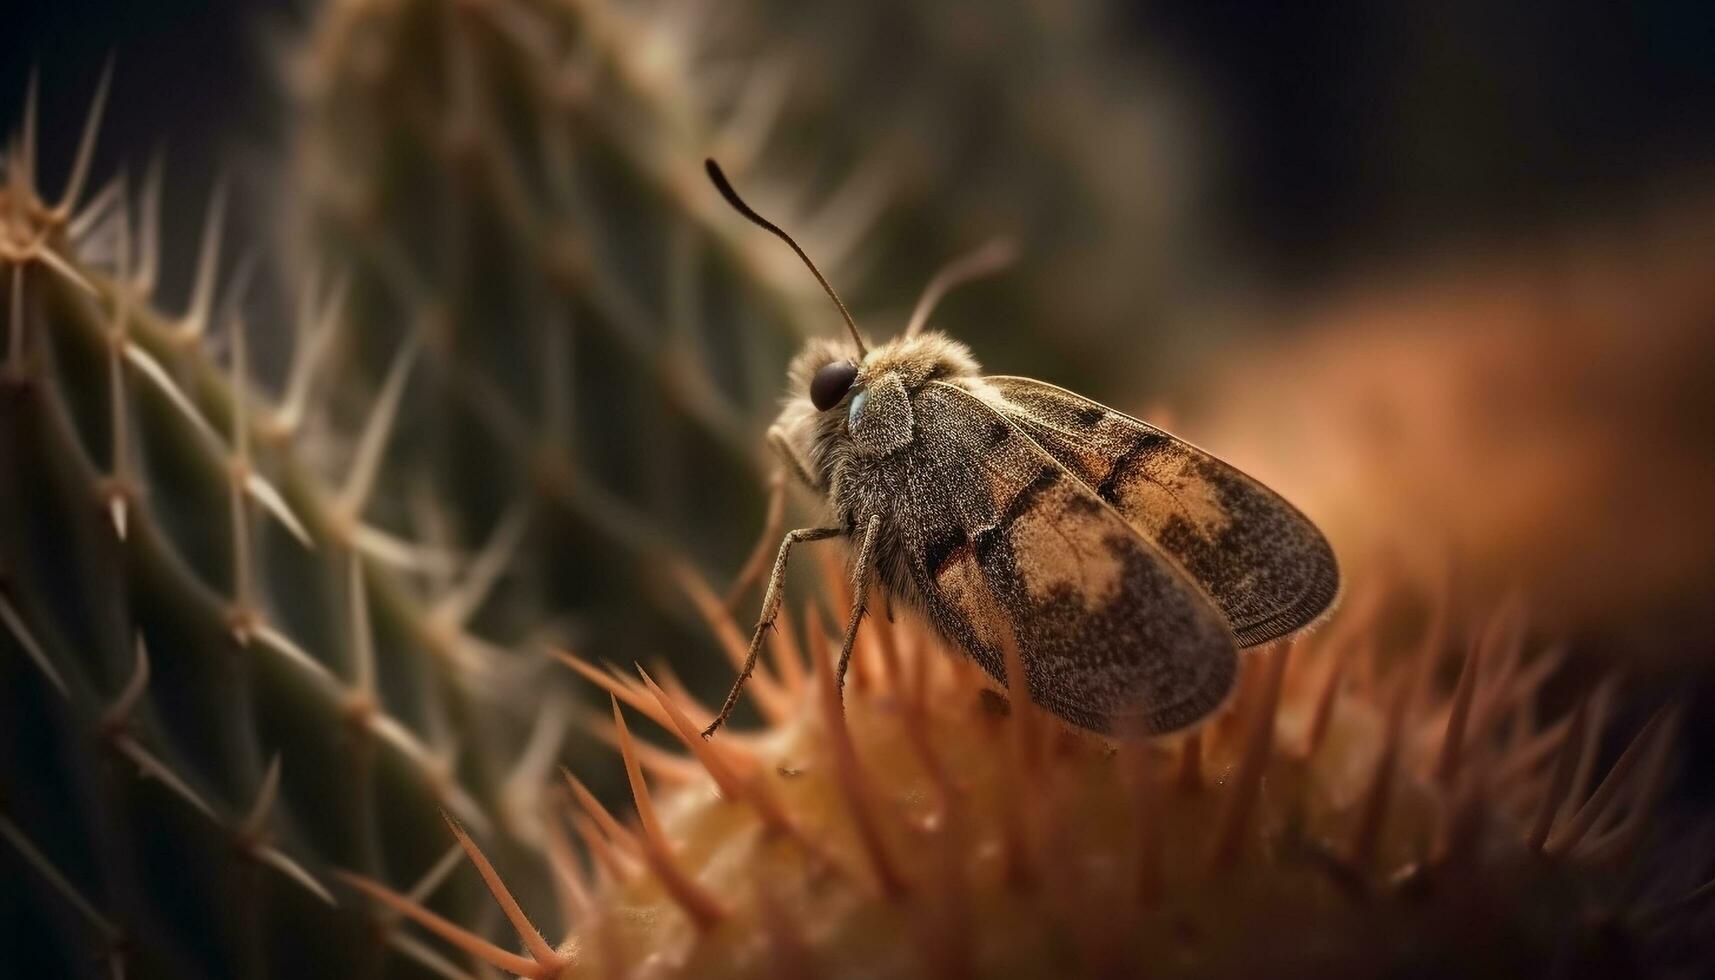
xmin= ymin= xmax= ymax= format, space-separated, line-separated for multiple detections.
xmin=778 ymin=331 xmax=983 ymax=495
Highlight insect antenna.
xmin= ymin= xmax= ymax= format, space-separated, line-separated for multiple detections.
xmin=704 ymin=158 xmax=867 ymax=356
xmin=904 ymin=237 xmax=1018 ymax=338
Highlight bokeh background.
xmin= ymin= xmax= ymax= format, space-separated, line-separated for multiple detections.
xmin=14 ymin=0 xmax=1708 ymax=755
xmin=5 ymin=0 xmax=1715 ymax=975
xmin=12 ymin=2 xmax=1715 ymax=338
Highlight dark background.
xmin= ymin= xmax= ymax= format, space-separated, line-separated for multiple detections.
xmin=1129 ymin=2 xmax=1715 ymax=278
xmin=8 ymin=1 xmax=1715 ymax=297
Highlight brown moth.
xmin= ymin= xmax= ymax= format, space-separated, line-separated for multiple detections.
xmin=704 ymin=159 xmax=1338 ymax=738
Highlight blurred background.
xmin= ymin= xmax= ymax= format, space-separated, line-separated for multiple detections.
xmin=5 ymin=0 xmax=1715 ymax=975
xmin=13 ymin=0 xmax=1709 ymax=739
xmin=11 ymin=2 xmax=1715 ymax=329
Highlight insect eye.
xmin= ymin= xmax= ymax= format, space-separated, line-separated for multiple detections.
xmin=809 ymin=360 xmax=858 ymax=412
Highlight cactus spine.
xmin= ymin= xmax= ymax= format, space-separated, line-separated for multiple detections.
xmin=0 ymin=67 xmax=547 ymax=977
xmin=360 ymin=566 xmax=1703 ymax=979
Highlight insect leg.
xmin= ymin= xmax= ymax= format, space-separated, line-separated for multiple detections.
xmin=721 ymin=469 xmax=786 ymax=613
xmin=704 ymin=524 xmax=844 ymax=737
xmin=834 ymin=514 xmax=883 ymax=695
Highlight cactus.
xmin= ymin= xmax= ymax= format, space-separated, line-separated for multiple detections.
xmin=356 ymin=564 xmax=1707 ymax=979
xmin=0 ymin=71 xmax=560 ymax=978
xmin=3 ymin=0 xmax=1210 ymax=973
xmin=288 ymin=0 xmax=826 ymax=697
xmin=285 ymin=0 xmax=1214 ymax=700
xmin=7 ymin=1 xmax=1714 ymax=977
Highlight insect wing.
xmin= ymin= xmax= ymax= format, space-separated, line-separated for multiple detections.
xmin=983 ymin=376 xmax=1339 ymax=647
xmin=894 ymin=382 xmax=1237 ymax=735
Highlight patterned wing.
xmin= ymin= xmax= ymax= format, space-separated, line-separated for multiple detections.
xmin=983 ymin=376 xmax=1339 ymax=647
xmin=877 ymin=382 xmax=1237 ymax=735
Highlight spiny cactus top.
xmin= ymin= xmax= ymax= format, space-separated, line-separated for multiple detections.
xmin=351 ymin=554 xmax=1703 ymax=979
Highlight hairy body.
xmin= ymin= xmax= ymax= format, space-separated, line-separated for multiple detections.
xmin=701 ymin=158 xmax=1336 ymax=738
xmin=716 ymin=329 xmax=1337 ymax=737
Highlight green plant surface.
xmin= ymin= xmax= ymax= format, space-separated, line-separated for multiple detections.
xmin=1 ymin=71 xmax=560 ymax=978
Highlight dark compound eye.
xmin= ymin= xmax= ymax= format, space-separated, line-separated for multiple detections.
xmin=809 ymin=360 xmax=858 ymax=412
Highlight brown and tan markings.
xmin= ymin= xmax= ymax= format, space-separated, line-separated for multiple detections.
xmin=699 ymin=158 xmax=1336 ymax=737
xmin=855 ymin=382 xmax=1240 ymax=734
xmin=985 ymin=377 xmax=1339 ymax=648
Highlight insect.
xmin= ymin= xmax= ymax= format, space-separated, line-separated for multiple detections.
xmin=703 ymin=159 xmax=1338 ymax=738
